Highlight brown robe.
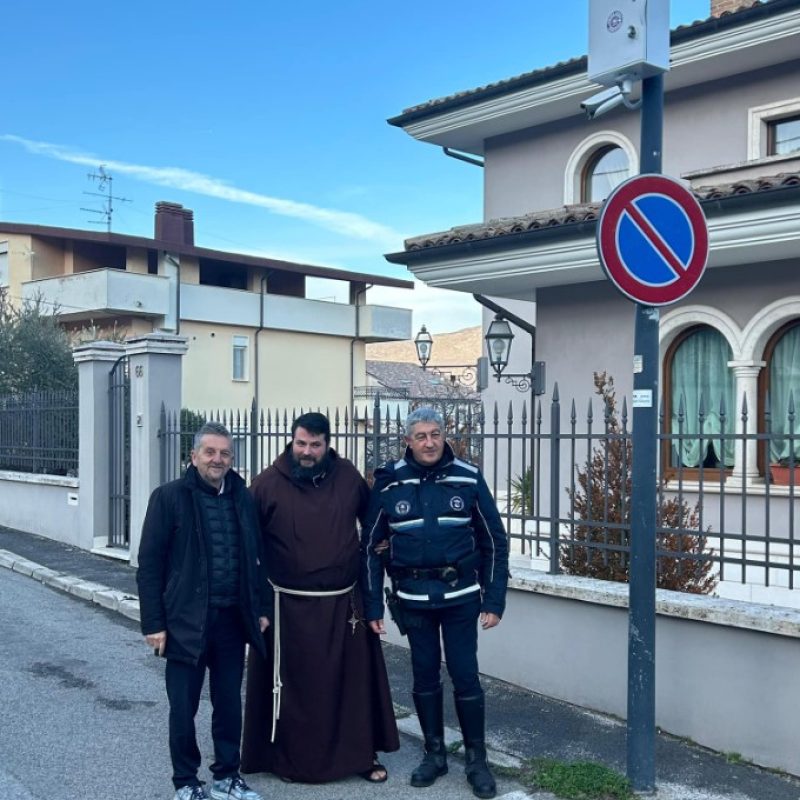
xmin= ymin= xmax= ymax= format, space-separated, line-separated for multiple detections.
xmin=240 ymin=447 xmax=399 ymax=782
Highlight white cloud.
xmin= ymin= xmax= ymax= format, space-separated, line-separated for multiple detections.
xmin=0 ymin=134 xmax=404 ymax=248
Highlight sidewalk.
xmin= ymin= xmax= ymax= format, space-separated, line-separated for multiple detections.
xmin=2 ymin=525 xmax=799 ymax=800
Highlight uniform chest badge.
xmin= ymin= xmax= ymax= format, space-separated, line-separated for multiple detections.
xmin=395 ymin=500 xmax=411 ymax=515
xmin=450 ymin=495 xmax=465 ymax=511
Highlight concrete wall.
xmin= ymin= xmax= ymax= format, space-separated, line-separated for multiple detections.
xmin=0 ymin=472 xmax=80 ymax=545
xmin=385 ymin=564 xmax=800 ymax=776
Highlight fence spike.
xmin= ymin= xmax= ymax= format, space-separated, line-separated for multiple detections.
xmin=552 ymin=382 xmax=560 ymax=403
xmin=621 ymin=396 xmax=628 ymax=429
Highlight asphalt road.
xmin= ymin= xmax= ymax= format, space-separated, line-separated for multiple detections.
xmin=0 ymin=568 xmax=532 ymax=800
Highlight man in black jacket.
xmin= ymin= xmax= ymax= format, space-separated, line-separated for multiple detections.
xmin=137 ymin=422 xmax=271 ymax=800
xmin=361 ymin=407 xmax=508 ymax=800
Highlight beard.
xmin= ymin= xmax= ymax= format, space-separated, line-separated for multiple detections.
xmin=290 ymin=450 xmax=331 ymax=482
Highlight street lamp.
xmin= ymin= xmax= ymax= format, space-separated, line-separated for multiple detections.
xmin=414 ymin=324 xmax=433 ymax=367
xmin=413 ymin=324 xmax=484 ymax=391
xmin=484 ymin=314 xmax=545 ymax=395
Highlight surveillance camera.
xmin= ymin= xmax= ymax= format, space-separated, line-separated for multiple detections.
xmin=581 ymin=86 xmax=625 ymax=120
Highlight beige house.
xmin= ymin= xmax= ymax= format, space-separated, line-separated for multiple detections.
xmin=0 ymin=202 xmax=413 ymax=410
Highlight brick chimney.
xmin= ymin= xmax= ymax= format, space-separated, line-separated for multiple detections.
xmin=710 ymin=0 xmax=743 ymax=16
xmin=154 ymin=201 xmax=194 ymax=246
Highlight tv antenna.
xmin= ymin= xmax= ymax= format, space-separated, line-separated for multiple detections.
xmin=81 ymin=165 xmax=130 ymax=232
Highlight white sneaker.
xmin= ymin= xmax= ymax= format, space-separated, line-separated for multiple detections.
xmin=210 ymin=775 xmax=263 ymax=800
xmin=173 ymin=786 xmax=208 ymax=800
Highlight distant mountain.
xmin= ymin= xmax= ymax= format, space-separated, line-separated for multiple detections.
xmin=365 ymin=325 xmax=481 ymax=366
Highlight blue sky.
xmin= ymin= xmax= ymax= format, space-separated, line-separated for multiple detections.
xmin=1 ymin=1 xmax=710 ymax=333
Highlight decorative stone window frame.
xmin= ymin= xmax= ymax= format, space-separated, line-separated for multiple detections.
xmin=660 ymin=299 xmax=800 ymax=484
xmin=747 ymin=97 xmax=800 ymax=160
xmin=563 ymin=131 xmax=638 ymax=205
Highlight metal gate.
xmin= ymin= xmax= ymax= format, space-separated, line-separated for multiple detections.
xmin=108 ymin=356 xmax=130 ymax=548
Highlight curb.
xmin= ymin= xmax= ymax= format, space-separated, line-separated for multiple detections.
xmin=0 ymin=548 xmax=141 ymax=622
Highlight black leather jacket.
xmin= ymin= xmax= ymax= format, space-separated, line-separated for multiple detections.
xmin=136 ymin=466 xmax=270 ymax=665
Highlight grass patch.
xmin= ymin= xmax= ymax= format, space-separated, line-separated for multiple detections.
xmin=513 ymin=758 xmax=634 ymax=800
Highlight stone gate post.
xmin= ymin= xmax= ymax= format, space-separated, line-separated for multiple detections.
xmin=73 ymin=341 xmax=126 ymax=552
xmin=126 ymin=334 xmax=188 ymax=567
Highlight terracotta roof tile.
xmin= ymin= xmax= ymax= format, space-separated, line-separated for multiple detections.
xmin=403 ymin=171 xmax=800 ymax=252
xmin=365 ymin=361 xmax=479 ymax=399
xmin=400 ymin=56 xmax=587 ymax=117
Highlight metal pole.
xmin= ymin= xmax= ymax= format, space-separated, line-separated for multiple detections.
xmin=627 ymin=72 xmax=663 ymax=793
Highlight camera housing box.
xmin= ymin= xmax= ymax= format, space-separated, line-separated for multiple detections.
xmin=588 ymin=0 xmax=670 ymax=87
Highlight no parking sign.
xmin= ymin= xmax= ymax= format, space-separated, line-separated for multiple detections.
xmin=597 ymin=174 xmax=708 ymax=306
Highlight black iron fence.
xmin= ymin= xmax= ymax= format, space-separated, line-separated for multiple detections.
xmin=159 ymin=397 xmax=484 ymax=486
xmin=0 ymin=390 xmax=79 ymax=476
xmin=160 ymin=388 xmax=799 ymax=594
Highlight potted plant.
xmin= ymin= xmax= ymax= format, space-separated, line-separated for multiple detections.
xmin=770 ymin=456 xmax=799 ymax=486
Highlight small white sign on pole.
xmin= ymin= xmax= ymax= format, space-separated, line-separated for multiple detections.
xmin=632 ymin=389 xmax=653 ymax=408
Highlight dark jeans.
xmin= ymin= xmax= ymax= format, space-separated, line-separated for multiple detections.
xmin=405 ymin=595 xmax=482 ymax=697
xmin=165 ymin=607 xmax=247 ymax=789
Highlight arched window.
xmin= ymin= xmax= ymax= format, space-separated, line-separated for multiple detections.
xmin=762 ymin=321 xmax=800 ymax=463
xmin=664 ymin=326 xmax=735 ymax=469
xmin=564 ymin=132 xmax=636 ymax=205
xmin=582 ymin=145 xmax=628 ymax=203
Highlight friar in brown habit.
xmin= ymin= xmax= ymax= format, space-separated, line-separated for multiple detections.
xmin=241 ymin=412 xmax=399 ymax=783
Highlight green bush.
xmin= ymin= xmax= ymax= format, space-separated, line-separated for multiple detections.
xmin=510 ymin=467 xmax=534 ymax=515
xmin=562 ymin=372 xmax=717 ymax=594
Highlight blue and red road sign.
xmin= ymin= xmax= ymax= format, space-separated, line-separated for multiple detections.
xmin=597 ymin=174 xmax=708 ymax=306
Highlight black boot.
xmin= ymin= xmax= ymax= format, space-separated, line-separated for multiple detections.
xmin=455 ymin=693 xmax=497 ymax=800
xmin=410 ymin=687 xmax=448 ymax=787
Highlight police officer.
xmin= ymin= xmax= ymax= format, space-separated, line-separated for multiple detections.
xmin=361 ymin=407 xmax=508 ymax=800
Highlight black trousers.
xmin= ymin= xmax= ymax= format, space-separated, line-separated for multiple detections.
xmin=165 ymin=607 xmax=247 ymax=789
xmin=405 ymin=594 xmax=482 ymax=697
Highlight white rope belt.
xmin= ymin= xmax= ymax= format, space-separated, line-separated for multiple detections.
xmin=268 ymin=579 xmax=356 ymax=742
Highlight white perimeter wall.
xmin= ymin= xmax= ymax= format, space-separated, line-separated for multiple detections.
xmin=0 ymin=472 xmax=80 ymax=546
xmin=385 ymin=562 xmax=800 ymax=776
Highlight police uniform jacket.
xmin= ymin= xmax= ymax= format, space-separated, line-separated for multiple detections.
xmin=361 ymin=443 xmax=508 ymax=621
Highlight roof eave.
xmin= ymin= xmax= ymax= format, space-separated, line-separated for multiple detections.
xmin=0 ymin=220 xmax=413 ymax=290
xmin=385 ymin=179 xmax=800 ymax=270
xmin=389 ymin=1 xmax=800 ymax=155
xmin=390 ymin=0 xmax=800 ymax=127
